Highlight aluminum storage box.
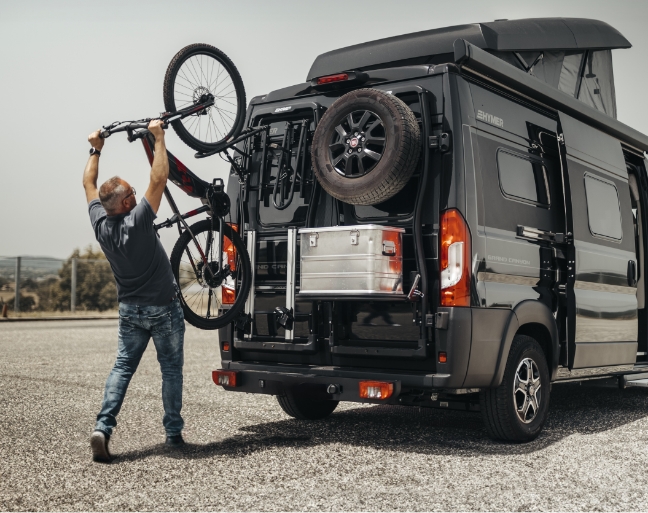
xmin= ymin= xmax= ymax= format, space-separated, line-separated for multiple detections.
xmin=298 ymin=225 xmax=405 ymax=297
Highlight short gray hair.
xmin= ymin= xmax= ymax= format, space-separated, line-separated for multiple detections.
xmin=99 ymin=176 xmax=127 ymax=215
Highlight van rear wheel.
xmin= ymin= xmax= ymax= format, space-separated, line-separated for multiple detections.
xmin=277 ymin=392 xmax=339 ymax=420
xmin=480 ymin=335 xmax=550 ymax=442
xmin=311 ymin=88 xmax=421 ymax=205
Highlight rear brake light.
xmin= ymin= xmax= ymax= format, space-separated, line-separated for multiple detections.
xmin=440 ymin=209 xmax=471 ymax=307
xmin=359 ymin=381 xmax=394 ymax=400
xmin=221 ymin=341 xmax=230 ymax=351
xmin=438 ymin=352 xmax=447 ymax=363
xmin=316 ymin=73 xmax=349 ymax=85
xmin=212 ymin=370 xmax=239 ymax=387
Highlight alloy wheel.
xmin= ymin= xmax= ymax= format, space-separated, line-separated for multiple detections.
xmin=513 ymin=357 xmax=542 ymax=423
xmin=328 ymin=110 xmax=386 ymax=178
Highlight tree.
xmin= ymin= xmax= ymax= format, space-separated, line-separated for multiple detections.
xmin=41 ymin=246 xmax=118 ymax=312
xmin=8 ymin=295 xmax=36 ymax=312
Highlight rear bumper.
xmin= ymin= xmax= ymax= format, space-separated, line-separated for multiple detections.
xmin=214 ymin=362 xmax=468 ymax=405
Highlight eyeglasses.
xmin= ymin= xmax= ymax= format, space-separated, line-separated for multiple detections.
xmin=124 ymin=187 xmax=136 ymax=200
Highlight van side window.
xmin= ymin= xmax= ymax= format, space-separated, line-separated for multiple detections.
xmin=497 ymin=150 xmax=550 ymax=206
xmin=584 ymin=174 xmax=623 ymax=240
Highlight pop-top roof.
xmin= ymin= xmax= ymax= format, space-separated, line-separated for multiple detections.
xmin=307 ymin=18 xmax=631 ymax=81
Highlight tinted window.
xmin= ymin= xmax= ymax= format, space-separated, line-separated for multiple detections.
xmin=584 ymin=174 xmax=622 ymax=240
xmin=497 ymin=150 xmax=550 ymax=206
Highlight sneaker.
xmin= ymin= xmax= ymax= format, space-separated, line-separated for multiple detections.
xmin=90 ymin=430 xmax=112 ymax=463
xmin=165 ymin=434 xmax=185 ymax=447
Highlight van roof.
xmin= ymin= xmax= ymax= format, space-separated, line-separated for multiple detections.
xmin=307 ymin=18 xmax=631 ymax=81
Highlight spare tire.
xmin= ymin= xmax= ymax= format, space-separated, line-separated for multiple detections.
xmin=311 ymin=88 xmax=421 ymax=205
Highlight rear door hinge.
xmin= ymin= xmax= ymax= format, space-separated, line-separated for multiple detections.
xmin=428 ymin=132 xmax=451 ymax=152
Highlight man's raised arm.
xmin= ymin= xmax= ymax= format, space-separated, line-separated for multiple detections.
xmin=83 ymin=130 xmax=104 ymax=203
xmin=144 ymin=119 xmax=169 ymax=214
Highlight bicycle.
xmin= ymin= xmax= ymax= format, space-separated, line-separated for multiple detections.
xmin=99 ymin=44 xmax=260 ymax=330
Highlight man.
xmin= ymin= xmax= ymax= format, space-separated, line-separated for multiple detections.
xmin=83 ymin=120 xmax=185 ymax=463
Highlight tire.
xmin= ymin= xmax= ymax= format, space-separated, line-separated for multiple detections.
xmin=311 ymin=88 xmax=421 ymax=205
xmin=480 ymin=335 xmax=551 ymax=442
xmin=277 ymin=392 xmax=339 ymax=420
xmin=163 ymin=43 xmax=247 ymax=153
xmin=169 ymin=219 xmax=251 ymax=330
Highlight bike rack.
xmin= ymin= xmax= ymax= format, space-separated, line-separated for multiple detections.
xmin=285 ymin=228 xmax=297 ymax=341
xmin=244 ymin=230 xmax=257 ymax=340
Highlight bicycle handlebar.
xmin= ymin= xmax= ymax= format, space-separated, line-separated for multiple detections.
xmin=99 ymin=95 xmax=215 ymax=141
xmin=100 ymin=120 xmax=151 ymax=139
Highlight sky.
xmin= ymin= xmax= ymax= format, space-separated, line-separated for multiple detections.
xmin=1 ymin=0 xmax=647 ymax=259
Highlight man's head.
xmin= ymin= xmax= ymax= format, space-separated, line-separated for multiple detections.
xmin=99 ymin=176 xmax=137 ymax=216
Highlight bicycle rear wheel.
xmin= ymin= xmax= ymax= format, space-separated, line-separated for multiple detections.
xmin=163 ymin=43 xmax=246 ymax=153
xmin=170 ymin=219 xmax=251 ymax=330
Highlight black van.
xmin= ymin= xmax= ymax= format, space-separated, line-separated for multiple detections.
xmin=213 ymin=18 xmax=648 ymax=441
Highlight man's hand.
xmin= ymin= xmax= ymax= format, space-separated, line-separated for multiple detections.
xmin=88 ymin=130 xmax=105 ymax=151
xmin=148 ymin=119 xmax=165 ymax=140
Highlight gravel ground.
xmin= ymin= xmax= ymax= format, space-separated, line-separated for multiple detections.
xmin=2 ymin=321 xmax=648 ymax=511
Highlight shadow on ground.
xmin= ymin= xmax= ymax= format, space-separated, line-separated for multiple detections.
xmin=114 ymin=381 xmax=648 ymax=463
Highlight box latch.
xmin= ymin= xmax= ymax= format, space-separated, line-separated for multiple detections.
xmin=382 ymin=240 xmax=396 ymax=256
xmin=350 ymin=229 xmax=360 ymax=245
xmin=309 ymin=233 xmax=319 ymax=247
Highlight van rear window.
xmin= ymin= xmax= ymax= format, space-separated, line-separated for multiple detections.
xmin=497 ymin=150 xmax=550 ymax=206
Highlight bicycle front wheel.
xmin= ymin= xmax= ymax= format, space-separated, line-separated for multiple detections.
xmin=170 ymin=219 xmax=251 ymax=330
xmin=163 ymin=43 xmax=247 ymax=153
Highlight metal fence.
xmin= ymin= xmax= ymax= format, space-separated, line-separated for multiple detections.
xmin=0 ymin=256 xmax=116 ymax=314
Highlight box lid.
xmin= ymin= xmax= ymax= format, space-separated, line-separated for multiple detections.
xmin=298 ymin=224 xmax=405 ymax=234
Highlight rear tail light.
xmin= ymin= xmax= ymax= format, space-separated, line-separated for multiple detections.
xmin=221 ymin=341 xmax=230 ymax=351
xmin=212 ymin=370 xmax=239 ymax=387
xmin=359 ymin=381 xmax=394 ymax=400
xmin=438 ymin=352 xmax=448 ymax=363
xmin=223 ymin=223 xmax=238 ymax=272
xmin=316 ymin=73 xmax=349 ymax=85
xmin=222 ymin=224 xmax=238 ymax=305
xmin=440 ymin=209 xmax=471 ymax=307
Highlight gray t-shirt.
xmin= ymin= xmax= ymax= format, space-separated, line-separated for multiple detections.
xmin=89 ymin=197 xmax=177 ymax=306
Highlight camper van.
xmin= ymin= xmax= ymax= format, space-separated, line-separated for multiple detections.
xmin=212 ymin=18 xmax=648 ymax=442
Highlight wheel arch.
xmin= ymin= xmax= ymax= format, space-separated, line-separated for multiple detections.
xmin=490 ymin=300 xmax=559 ymax=387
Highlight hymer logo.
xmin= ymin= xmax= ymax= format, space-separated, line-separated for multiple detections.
xmin=477 ymin=109 xmax=504 ymax=128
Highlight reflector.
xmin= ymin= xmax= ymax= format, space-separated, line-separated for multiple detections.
xmin=212 ymin=370 xmax=239 ymax=387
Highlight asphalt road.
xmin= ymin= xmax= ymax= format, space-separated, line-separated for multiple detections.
xmin=2 ymin=320 xmax=648 ymax=511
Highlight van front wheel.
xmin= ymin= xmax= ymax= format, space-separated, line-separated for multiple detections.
xmin=480 ymin=335 xmax=550 ymax=442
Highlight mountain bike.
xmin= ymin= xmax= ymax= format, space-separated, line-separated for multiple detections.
xmin=100 ymin=43 xmax=260 ymax=330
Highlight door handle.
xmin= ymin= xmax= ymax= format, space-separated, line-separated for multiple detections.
xmin=628 ymin=260 xmax=637 ymax=287
xmin=516 ymin=225 xmax=571 ymax=244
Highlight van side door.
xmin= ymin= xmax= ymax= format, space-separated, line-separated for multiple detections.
xmin=558 ymin=113 xmax=638 ymax=369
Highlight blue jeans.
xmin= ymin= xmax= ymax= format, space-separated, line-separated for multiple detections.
xmin=95 ymin=298 xmax=185 ymax=437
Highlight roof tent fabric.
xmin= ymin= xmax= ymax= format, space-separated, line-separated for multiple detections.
xmin=578 ymin=50 xmax=617 ymax=118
